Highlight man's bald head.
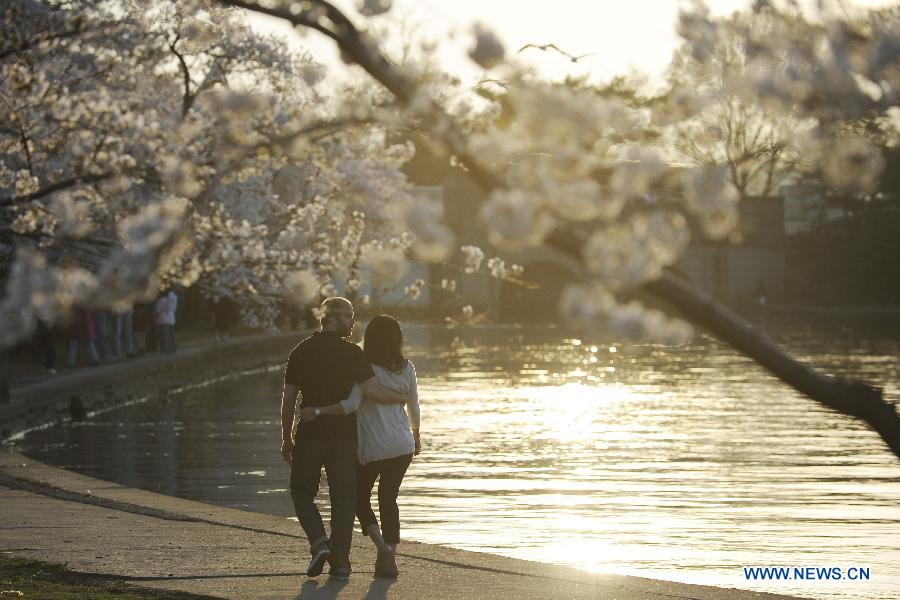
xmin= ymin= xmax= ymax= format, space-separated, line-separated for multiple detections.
xmin=320 ymin=296 xmax=355 ymax=336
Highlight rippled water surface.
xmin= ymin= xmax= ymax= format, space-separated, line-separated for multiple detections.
xmin=14 ymin=323 xmax=900 ymax=599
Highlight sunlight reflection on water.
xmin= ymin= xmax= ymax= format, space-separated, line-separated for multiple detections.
xmin=14 ymin=323 xmax=900 ymax=599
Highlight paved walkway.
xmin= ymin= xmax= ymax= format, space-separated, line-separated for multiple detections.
xmin=0 ymin=449 xmax=803 ymax=600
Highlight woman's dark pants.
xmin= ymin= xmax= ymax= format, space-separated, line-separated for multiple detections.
xmin=356 ymin=454 xmax=412 ymax=544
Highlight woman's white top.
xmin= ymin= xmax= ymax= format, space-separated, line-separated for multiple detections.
xmin=165 ymin=292 xmax=178 ymax=324
xmin=342 ymin=361 xmax=420 ymax=465
xmin=153 ymin=292 xmax=177 ymax=325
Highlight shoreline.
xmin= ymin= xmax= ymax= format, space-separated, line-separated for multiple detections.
xmin=0 ymin=332 xmax=805 ymax=599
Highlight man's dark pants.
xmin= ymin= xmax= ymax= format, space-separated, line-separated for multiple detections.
xmin=290 ymin=436 xmax=358 ymax=569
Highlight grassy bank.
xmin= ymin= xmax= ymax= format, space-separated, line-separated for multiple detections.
xmin=0 ymin=555 xmax=215 ymax=600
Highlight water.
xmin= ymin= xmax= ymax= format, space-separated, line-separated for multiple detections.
xmin=13 ymin=324 xmax=900 ymax=599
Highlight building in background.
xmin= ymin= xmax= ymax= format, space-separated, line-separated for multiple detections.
xmin=399 ymin=140 xmax=864 ymax=321
xmin=677 ymin=196 xmax=787 ymax=308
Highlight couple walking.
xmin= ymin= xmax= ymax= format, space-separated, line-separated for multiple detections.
xmin=280 ymin=297 xmax=421 ymax=581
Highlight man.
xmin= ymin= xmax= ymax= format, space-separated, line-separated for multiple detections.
xmin=280 ymin=297 xmax=407 ymax=581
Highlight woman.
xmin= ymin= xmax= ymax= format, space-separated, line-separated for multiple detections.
xmin=153 ymin=289 xmax=177 ymax=354
xmin=65 ymin=308 xmax=100 ymax=367
xmin=356 ymin=315 xmax=420 ymax=578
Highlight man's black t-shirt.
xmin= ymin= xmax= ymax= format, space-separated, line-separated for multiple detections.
xmin=284 ymin=331 xmax=374 ymax=441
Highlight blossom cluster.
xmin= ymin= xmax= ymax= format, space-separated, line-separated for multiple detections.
xmin=1 ymin=0 xmax=419 ymax=343
xmin=676 ymin=1 xmax=898 ymax=194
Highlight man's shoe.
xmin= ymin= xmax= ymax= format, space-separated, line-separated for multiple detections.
xmin=328 ymin=566 xmax=351 ymax=581
xmin=306 ymin=545 xmax=330 ymax=577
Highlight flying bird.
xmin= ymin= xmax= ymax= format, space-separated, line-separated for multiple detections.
xmin=517 ymin=43 xmax=597 ymax=63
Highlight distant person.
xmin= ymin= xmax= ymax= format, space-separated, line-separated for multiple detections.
xmin=133 ymin=302 xmax=150 ymax=354
xmin=153 ymin=293 xmax=168 ymax=352
xmin=113 ymin=306 xmax=135 ymax=358
xmin=280 ymin=297 xmax=407 ymax=582
xmin=754 ymin=281 xmax=768 ymax=307
xmin=92 ymin=309 xmax=111 ymax=361
xmin=154 ymin=290 xmax=177 ymax=354
xmin=213 ymin=296 xmax=237 ymax=343
xmin=298 ymin=315 xmax=421 ymax=578
xmin=34 ymin=319 xmax=57 ymax=374
xmin=66 ymin=308 xmax=99 ymax=367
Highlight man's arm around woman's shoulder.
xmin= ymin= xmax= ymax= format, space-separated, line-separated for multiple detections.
xmin=360 ymin=373 xmax=408 ymax=404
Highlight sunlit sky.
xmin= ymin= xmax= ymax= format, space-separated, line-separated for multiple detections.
xmin=246 ymin=0 xmax=897 ymax=87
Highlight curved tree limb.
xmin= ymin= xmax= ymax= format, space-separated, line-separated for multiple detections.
xmin=0 ymin=173 xmax=115 ymax=207
xmin=167 ymin=33 xmax=195 ymax=118
xmin=647 ymin=272 xmax=900 ymax=457
xmin=0 ymin=20 xmax=121 ymax=61
xmin=218 ymin=0 xmax=900 ymax=459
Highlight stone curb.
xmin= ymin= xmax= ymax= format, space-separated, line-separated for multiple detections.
xmin=0 ymin=332 xmax=304 ymax=441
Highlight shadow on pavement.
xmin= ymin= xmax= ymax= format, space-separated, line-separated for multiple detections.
xmin=292 ymin=575 xmax=396 ymax=599
xmin=362 ymin=577 xmax=396 ymax=599
xmin=294 ymin=577 xmax=348 ymax=599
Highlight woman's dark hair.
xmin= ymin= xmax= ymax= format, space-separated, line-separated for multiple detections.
xmin=363 ymin=315 xmax=407 ymax=373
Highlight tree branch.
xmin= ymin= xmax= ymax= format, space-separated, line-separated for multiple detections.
xmin=167 ymin=34 xmax=194 ymax=118
xmin=219 ymin=0 xmax=342 ymax=44
xmin=645 ymin=272 xmax=900 ymax=457
xmin=761 ymin=152 xmax=778 ymax=198
xmin=0 ymin=20 xmax=118 ymax=61
xmin=0 ymin=225 xmax=116 ymax=248
xmin=0 ymin=173 xmax=114 ymax=207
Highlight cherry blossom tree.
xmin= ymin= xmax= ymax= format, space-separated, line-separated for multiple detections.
xmin=662 ymin=8 xmax=802 ymax=199
xmin=0 ymin=0 xmax=419 ymax=344
xmin=674 ymin=1 xmax=897 ymax=197
xmin=1 ymin=0 xmax=184 ymax=347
